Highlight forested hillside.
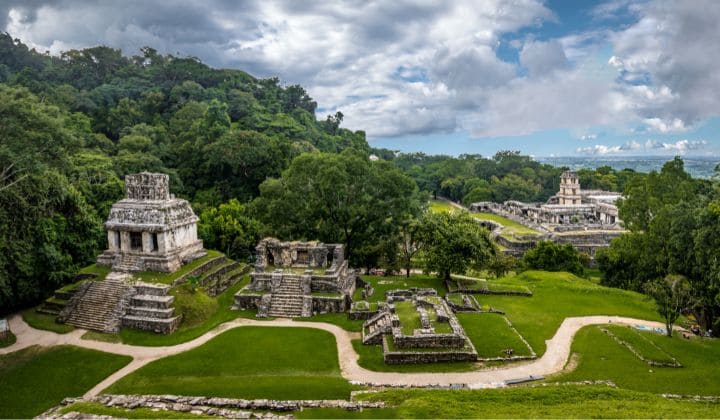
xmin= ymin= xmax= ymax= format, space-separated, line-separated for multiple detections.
xmin=380 ymin=151 xmax=643 ymax=204
xmin=0 ymin=33 xmax=368 ymax=313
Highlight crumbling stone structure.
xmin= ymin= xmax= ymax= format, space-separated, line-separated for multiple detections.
xmin=470 ymin=170 xmax=625 ymax=258
xmin=96 ymin=172 xmax=206 ymax=272
xmin=59 ymin=173 xmax=207 ymax=334
xmin=234 ymin=238 xmax=356 ymax=318
xmin=471 ymin=171 xmax=622 ymax=228
xmin=362 ymin=290 xmax=478 ymax=364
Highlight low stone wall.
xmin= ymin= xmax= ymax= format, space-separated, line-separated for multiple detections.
xmin=494 ymin=235 xmax=537 ymax=251
xmin=121 ymin=314 xmax=181 ymax=334
xmin=392 ymin=331 xmax=467 ymax=349
xmin=173 ymin=256 xmax=227 ymax=286
xmin=446 ymin=279 xmax=532 ymax=297
xmin=312 ymin=295 xmax=347 ymax=314
xmin=204 ymin=264 xmax=251 ymax=297
xmin=311 ymin=279 xmax=341 ymax=292
xmin=383 ymin=335 xmax=478 ymax=364
xmin=43 ymin=395 xmax=385 ymax=419
xmin=384 ymin=350 xmax=478 ymax=364
xmin=348 ymin=309 xmax=380 ymax=320
xmin=233 ymin=293 xmax=264 ymax=310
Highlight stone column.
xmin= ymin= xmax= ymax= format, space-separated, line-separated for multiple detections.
xmin=157 ymin=232 xmax=167 ymax=254
xmin=107 ymin=230 xmax=118 ymax=251
xmin=120 ymin=231 xmax=131 ymax=252
xmin=142 ymin=231 xmax=153 ymax=253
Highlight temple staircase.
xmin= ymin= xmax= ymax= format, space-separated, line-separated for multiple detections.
xmin=114 ymin=254 xmax=143 ymax=273
xmin=61 ymin=273 xmax=133 ymax=333
xmin=362 ymin=311 xmax=392 ymax=345
xmin=122 ymin=282 xmax=181 ymax=334
xmin=267 ymin=276 xmax=306 ymax=318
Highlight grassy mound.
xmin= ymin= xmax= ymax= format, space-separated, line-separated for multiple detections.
xmin=107 ymin=326 xmax=354 ymax=400
xmin=0 ymin=346 xmax=131 ymax=418
xmin=553 ymin=325 xmax=720 ymax=395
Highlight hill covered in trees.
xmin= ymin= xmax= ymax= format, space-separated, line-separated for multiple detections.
xmin=0 ymin=33 xmax=369 ymax=313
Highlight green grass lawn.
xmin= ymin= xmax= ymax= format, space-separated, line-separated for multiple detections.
xmin=107 ymin=326 xmax=354 ymax=400
xmin=352 ymin=339 xmax=477 ymax=372
xmin=553 ymin=325 xmax=720 ymax=395
xmin=22 ymin=307 xmax=75 ymax=334
xmin=0 ymin=345 xmax=131 ymax=418
xmin=457 ymin=313 xmax=533 ymax=358
xmin=296 ymin=407 xmax=400 ymax=419
xmin=355 ymin=385 xmax=720 ymax=418
xmin=428 ymin=199 xmax=540 ymax=238
xmin=584 ymin=267 xmax=603 ymax=284
xmin=604 ymin=324 xmax=678 ymax=365
xmin=0 ymin=331 xmax=16 ymax=348
xmin=471 ymin=212 xmax=540 ymax=236
xmin=361 ymin=275 xmax=447 ymax=300
xmin=296 ymin=312 xmax=363 ymax=332
xmin=476 ymin=271 xmax=660 ymax=355
xmin=429 ymin=199 xmax=456 ymax=213
xmin=394 ymin=301 xmax=421 ymax=334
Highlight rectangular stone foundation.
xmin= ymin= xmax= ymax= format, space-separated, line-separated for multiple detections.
xmin=382 ymin=336 xmax=478 ymax=364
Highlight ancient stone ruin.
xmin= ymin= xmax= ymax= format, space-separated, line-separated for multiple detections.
xmin=362 ymin=289 xmax=478 ymax=364
xmin=96 ymin=172 xmax=206 ymax=273
xmin=470 ymin=170 xmax=625 ymax=257
xmin=234 ymin=238 xmax=356 ymax=318
xmin=57 ymin=173 xmax=206 ymax=334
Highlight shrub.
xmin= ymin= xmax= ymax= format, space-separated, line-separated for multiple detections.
xmin=522 ymin=241 xmax=584 ymax=276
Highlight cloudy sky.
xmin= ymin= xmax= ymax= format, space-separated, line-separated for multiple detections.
xmin=4 ymin=0 xmax=720 ymax=157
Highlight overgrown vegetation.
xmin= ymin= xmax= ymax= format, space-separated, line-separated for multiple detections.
xmin=597 ymin=158 xmax=720 ymax=335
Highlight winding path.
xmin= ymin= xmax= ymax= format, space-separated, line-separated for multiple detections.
xmin=1 ymin=313 xmax=671 ymax=398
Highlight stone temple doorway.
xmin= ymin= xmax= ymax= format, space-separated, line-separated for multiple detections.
xmin=130 ymin=232 xmax=143 ymax=251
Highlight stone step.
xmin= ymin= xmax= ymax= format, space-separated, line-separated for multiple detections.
xmin=131 ymin=294 xmax=174 ymax=309
xmin=268 ymin=310 xmax=303 ymax=317
xmin=126 ymin=306 xmax=175 ymax=319
xmin=133 ymin=283 xmax=171 ymax=296
xmin=121 ymin=315 xmax=181 ymax=334
xmin=36 ymin=307 xmax=61 ymax=316
xmin=64 ymin=278 xmax=131 ymax=333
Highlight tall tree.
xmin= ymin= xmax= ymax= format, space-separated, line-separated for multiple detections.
xmin=644 ymin=275 xmax=692 ymax=337
xmin=418 ymin=211 xmax=494 ymax=280
xmin=252 ymin=150 xmax=421 ymax=263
